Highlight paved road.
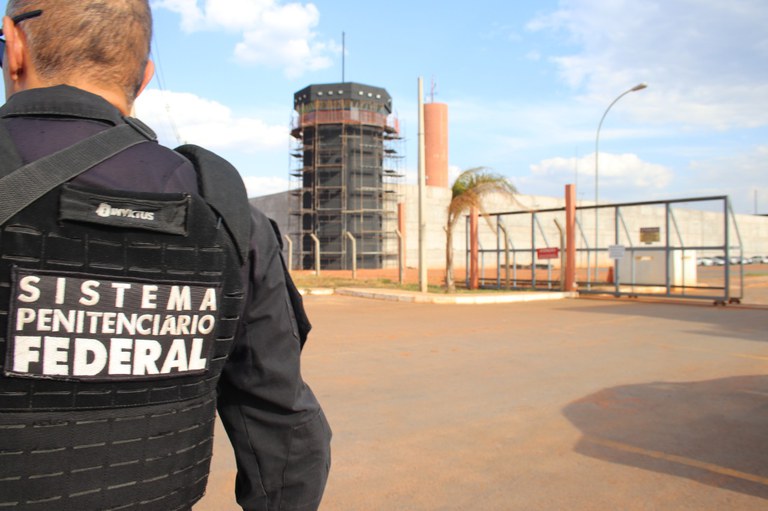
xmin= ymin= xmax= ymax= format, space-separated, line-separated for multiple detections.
xmin=198 ymin=295 xmax=768 ymax=510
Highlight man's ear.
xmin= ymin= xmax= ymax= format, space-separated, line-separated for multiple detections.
xmin=135 ymin=59 xmax=155 ymax=99
xmin=2 ymin=15 xmax=27 ymax=83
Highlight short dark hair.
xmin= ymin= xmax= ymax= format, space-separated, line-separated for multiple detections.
xmin=6 ymin=0 xmax=152 ymax=104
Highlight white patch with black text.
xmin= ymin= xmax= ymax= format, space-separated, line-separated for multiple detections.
xmin=6 ymin=269 xmax=221 ymax=381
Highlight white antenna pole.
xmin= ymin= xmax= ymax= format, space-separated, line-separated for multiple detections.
xmin=418 ymin=77 xmax=427 ymax=293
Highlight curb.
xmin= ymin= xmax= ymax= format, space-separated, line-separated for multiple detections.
xmin=299 ymin=287 xmax=578 ymax=304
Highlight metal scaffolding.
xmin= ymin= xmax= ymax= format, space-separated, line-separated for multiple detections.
xmin=289 ymin=83 xmax=403 ymax=270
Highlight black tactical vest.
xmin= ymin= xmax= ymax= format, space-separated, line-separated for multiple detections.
xmin=0 ymin=128 xmax=250 ymax=510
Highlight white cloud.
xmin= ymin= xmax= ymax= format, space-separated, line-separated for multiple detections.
xmin=152 ymin=0 xmax=336 ymax=77
xmin=400 ymin=164 xmax=461 ymax=187
xmin=528 ymin=0 xmax=768 ymax=130
xmin=134 ymin=88 xmax=289 ymax=152
xmin=525 ymin=50 xmax=541 ymax=62
xmin=687 ymin=145 xmax=768 ymax=212
xmin=402 ymin=168 xmax=417 ymax=185
xmin=448 ymin=165 xmax=462 ymax=185
xmin=531 ymin=152 xmax=673 ymax=190
xmin=151 ymin=0 xmax=204 ymax=31
xmin=691 ymin=145 xmax=768 ymax=181
xmin=242 ymin=176 xmax=291 ymax=197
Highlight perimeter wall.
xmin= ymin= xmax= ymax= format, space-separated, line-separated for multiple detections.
xmin=251 ymin=185 xmax=768 ymax=270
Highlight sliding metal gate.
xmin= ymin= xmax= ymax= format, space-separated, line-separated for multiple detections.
xmin=466 ymin=196 xmax=744 ymax=304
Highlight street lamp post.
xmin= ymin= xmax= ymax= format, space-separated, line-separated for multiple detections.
xmin=593 ymin=83 xmax=647 ymax=285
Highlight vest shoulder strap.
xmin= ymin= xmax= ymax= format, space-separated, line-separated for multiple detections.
xmin=0 ymin=120 xmax=23 ymax=180
xmin=174 ymin=144 xmax=251 ymax=264
xmin=0 ymin=121 xmax=152 ymax=226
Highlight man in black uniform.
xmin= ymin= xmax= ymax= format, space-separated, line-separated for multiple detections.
xmin=0 ymin=1 xmax=330 ymax=510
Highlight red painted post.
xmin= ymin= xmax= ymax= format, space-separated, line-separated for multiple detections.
xmin=470 ymin=207 xmax=479 ymax=290
xmin=565 ymin=184 xmax=577 ymax=291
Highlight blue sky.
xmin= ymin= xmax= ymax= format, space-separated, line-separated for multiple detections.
xmin=111 ymin=1 xmax=767 ymax=213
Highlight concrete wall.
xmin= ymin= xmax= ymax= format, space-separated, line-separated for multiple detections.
xmin=399 ymin=185 xmax=452 ymax=269
xmin=251 ymin=186 xmax=768 ymax=270
xmin=249 ymin=192 xmax=291 ymax=241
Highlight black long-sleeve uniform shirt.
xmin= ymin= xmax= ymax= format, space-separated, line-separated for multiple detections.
xmin=0 ymin=85 xmax=330 ymax=511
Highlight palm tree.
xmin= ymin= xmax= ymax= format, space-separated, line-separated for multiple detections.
xmin=445 ymin=167 xmax=517 ymax=292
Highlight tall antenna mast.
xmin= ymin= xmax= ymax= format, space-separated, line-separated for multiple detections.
xmin=342 ymin=32 xmax=345 ymax=83
xmin=430 ymin=76 xmax=437 ymax=103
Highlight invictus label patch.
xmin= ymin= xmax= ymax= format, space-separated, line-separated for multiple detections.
xmin=59 ymin=186 xmax=190 ymax=235
xmin=95 ymin=202 xmax=156 ymax=220
xmin=6 ymin=269 xmax=221 ymax=381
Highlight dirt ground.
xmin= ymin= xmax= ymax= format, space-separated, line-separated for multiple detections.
xmin=196 ymin=288 xmax=768 ymax=510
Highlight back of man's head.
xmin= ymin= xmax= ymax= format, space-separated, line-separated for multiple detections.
xmin=6 ymin=0 xmax=152 ymax=105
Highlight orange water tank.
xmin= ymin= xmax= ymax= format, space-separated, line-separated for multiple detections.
xmin=424 ymin=102 xmax=449 ymax=188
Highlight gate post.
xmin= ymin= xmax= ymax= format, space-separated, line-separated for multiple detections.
xmin=310 ymin=233 xmax=321 ymax=276
xmin=345 ymin=231 xmax=357 ymax=280
xmin=565 ymin=184 xmax=577 ymax=291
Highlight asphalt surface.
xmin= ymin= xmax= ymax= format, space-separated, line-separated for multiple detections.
xmin=197 ymin=294 xmax=768 ymax=510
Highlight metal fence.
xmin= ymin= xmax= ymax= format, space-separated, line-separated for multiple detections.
xmin=466 ymin=196 xmax=745 ymax=304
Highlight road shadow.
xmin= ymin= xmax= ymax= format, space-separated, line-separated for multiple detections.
xmin=556 ymin=301 xmax=767 ymax=343
xmin=563 ymin=375 xmax=768 ymax=499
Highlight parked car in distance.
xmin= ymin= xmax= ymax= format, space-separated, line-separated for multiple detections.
xmin=712 ymin=256 xmax=726 ymax=266
xmin=751 ymin=255 xmax=768 ymax=264
xmin=697 ymin=257 xmax=714 ymax=266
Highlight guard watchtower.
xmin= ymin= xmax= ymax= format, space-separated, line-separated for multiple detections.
xmin=290 ymin=82 xmax=402 ymax=270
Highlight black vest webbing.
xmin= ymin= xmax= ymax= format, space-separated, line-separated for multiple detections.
xmin=0 ymin=127 xmax=249 ymax=510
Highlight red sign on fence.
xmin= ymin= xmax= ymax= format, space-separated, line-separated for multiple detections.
xmin=536 ymin=247 xmax=560 ymax=260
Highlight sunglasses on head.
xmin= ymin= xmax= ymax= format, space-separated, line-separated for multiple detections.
xmin=0 ymin=9 xmax=43 ymax=68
